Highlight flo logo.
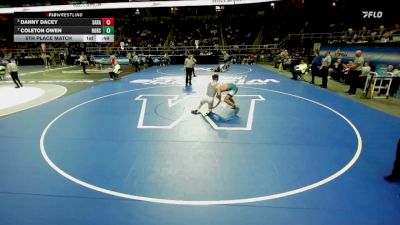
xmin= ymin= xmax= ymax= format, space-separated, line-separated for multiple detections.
xmin=362 ymin=11 xmax=383 ymax=19
xmin=135 ymin=94 xmax=265 ymax=131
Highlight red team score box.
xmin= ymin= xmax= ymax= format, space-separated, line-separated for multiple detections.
xmin=102 ymin=18 xmax=114 ymax=26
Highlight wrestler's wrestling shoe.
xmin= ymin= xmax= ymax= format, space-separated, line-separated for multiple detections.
xmin=233 ymin=106 xmax=240 ymax=114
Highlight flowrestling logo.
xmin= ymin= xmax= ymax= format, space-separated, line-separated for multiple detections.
xmin=362 ymin=11 xmax=383 ymax=19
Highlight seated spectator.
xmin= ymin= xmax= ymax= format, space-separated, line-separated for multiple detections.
xmin=342 ymin=61 xmax=353 ymax=84
xmin=384 ymin=24 xmax=400 ymax=40
xmin=387 ymin=65 xmax=395 ymax=74
xmin=160 ymin=53 xmax=170 ymax=67
xmin=375 ymin=25 xmax=386 ymax=41
xmin=248 ymin=55 xmax=256 ymax=64
xmin=291 ymin=60 xmax=308 ymax=80
xmin=109 ymin=63 xmax=121 ymax=80
xmin=330 ymin=58 xmax=344 ymax=81
xmin=361 ymin=62 xmax=371 ymax=77
xmin=358 ymin=26 xmax=370 ymax=41
xmin=343 ymin=28 xmax=356 ymax=42
xmin=393 ymin=65 xmax=400 ymax=77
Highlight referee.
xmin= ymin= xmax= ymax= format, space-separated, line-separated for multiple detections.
xmin=6 ymin=60 xmax=23 ymax=88
xmin=184 ymin=54 xmax=196 ymax=86
xmin=79 ymin=52 xmax=88 ymax=74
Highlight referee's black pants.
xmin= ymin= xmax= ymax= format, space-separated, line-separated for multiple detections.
xmin=81 ymin=62 xmax=87 ymax=74
xmin=185 ymin=68 xmax=193 ymax=86
xmin=348 ymin=70 xmax=361 ymax=94
xmin=11 ymin=72 xmax=22 ymax=87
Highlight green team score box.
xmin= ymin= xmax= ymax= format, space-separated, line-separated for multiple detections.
xmin=13 ymin=34 xmax=114 ymax=42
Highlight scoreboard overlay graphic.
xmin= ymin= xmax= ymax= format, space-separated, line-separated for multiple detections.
xmin=14 ymin=12 xmax=114 ymax=42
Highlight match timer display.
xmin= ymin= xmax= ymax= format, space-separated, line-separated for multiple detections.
xmin=14 ymin=13 xmax=115 ymax=42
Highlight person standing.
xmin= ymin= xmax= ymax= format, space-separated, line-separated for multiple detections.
xmin=384 ymin=139 xmax=400 ymax=182
xmin=110 ymin=53 xmax=117 ymax=69
xmin=79 ymin=52 xmax=88 ymax=74
xmin=6 ymin=60 xmax=23 ymax=88
xmin=0 ymin=63 xmax=5 ymax=80
xmin=310 ymin=51 xmax=322 ymax=84
xmin=184 ymin=54 xmax=196 ymax=86
xmin=59 ymin=50 xmax=66 ymax=66
xmin=346 ymin=50 xmax=364 ymax=96
xmin=41 ymin=49 xmax=48 ymax=69
xmin=319 ymin=51 xmax=331 ymax=88
xmin=132 ymin=52 xmax=140 ymax=72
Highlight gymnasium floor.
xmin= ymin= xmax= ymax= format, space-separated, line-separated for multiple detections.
xmin=0 ymin=64 xmax=399 ymax=225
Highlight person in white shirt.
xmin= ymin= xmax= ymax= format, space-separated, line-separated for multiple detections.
xmin=184 ymin=54 xmax=197 ymax=86
xmin=346 ymin=50 xmax=364 ymax=95
xmin=79 ymin=52 xmax=88 ymax=74
xmin=361 ymin=62 xmax=371 ymax=77
xmin=132 ymin=52 xmax=140 ymax=72
xmin=109 ymin=63 xmax=121 ymax=80
xmin=392 ymin=65 xmax=400 ymax=77
xmin=6 ymin=60 xmax=23 ymax=88
xmin=291 ymin=60 xmax=308 ymax=80
xmin=320 ymin=51 xmax=331 ymax=88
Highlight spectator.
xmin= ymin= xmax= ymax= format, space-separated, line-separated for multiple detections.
xmin=59 ymin=50 xmax=66 ymax=66
xmin=110 ymin=53 xmax=117 ymax=69
xmin=375 ymin=25 xmax=386 ymax=40
xmin=358 ymin=26 xmax=370 ymax=41
xmin=384 ymin=24 xmax=400 ymax=40
xmin=361 ymin=62 xmax=371 ymax=76
xmin=342 ymin=61 xmax=353 ymax=84
xmin=291 ymin=60 xmax=308 ymax=80
xmin=392 ymin=65 xmax=400 ymax=76
xmin=330 ymin=58 xmax=344 ymax=81
xmin=160 ymin=53 xmax=169 ymax=67
xmin=0 ymin=62 xmax=5 ymax=80
xmin=132 ymin=52 xmax=140 ymax=72
xmin=109 ymin=63 xmax=121 ymax=80
xmin=387 ymin=65 xmax=394 ymax=73
xmin=319 ymin=51 xmax=332 ymax=88
xmin=310 ymin=51 xmax=322 ymax=84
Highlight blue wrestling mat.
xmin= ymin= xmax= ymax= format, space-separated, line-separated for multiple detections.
xmin=0 ymin=64 xmax=399 ymax=225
